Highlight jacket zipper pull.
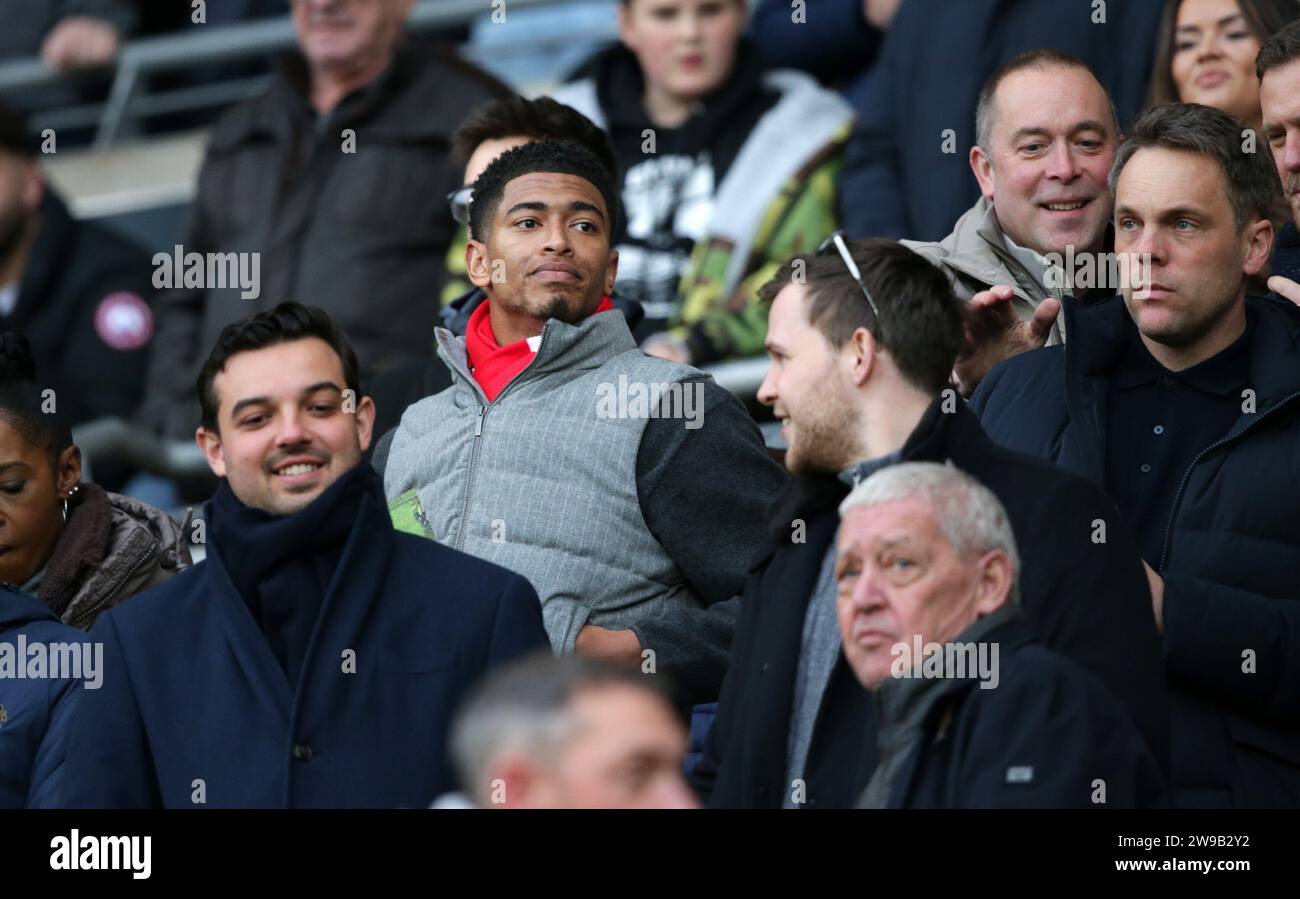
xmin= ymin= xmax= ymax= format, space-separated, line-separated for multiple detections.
xmin=474 ymin=406 xmax=485 ymax=437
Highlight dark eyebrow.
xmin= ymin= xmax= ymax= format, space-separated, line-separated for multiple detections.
xmin=506 ymin=201 xmax=548 ymax=216
xmin=568 ymin=200 xmax=606 ymax=223
xmin=1176 ymin=13 xmax=1245 ymax=33
xmin=1070 ymin=120 xmax=1110 ymax=136
xmin=229 ymin=382 xmax=342 ymax=418
xmin=0 ymin=461 xmax=33 ymax=476
xmin=506 ymin=199 xmax=607 ymax=223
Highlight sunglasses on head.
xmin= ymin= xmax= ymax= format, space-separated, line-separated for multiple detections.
xmin=816 ymin=231 xmax=883 ymax=334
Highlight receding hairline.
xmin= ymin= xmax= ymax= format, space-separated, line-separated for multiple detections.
xmin=981 ymin=60 xmax=1116 ymax=146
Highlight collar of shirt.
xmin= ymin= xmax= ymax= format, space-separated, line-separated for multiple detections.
xmin=1115 ymin=311 xmax=1254 ymax=395
xmin=1000 ymin=232 xmax=1055 ymax=295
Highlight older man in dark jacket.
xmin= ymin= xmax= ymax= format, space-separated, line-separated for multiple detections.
xmin=138 ymin=0 xmax=510 ymax=439
xmin=63 ymin=304 xmax=547 ymax=808
xmin=693 ymin=239 xmax=1166 ymax=808
xmin=972 ymin=104 xmax=1300 ymax=807
xmin=838 ymin=463 xmax=1162 ymax=809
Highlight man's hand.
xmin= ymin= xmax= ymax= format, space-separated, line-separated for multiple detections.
xmin=1268 ymin=275 xmax=1300 ymax=306
xmin=575 ymin=625 xmax=643 ymax=666
xmin=952 ymin=285 xmax=1059 ymax=395
xmin=1143 ymin=561 xmax=1165 ymax=634
xmin=41 ymin=17 xmax=121 ymax=72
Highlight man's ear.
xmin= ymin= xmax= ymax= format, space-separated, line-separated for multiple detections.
xmin=1241 ymin=217 xmax=1275 ymax=277
xmin=466 ymin=238 xmax=494 ymax=291
xmin=603 ymin=247 xmax=619 ymax=298
xmin=54 ymin=444 xmax=81 ymax=496
xmin=195 ymin=426 xmax=227 ymax=479
xmin=846 ymin=326 xmax=879 ymax=388
xmin=973 ymin=550 xmax=1014 ymax=615
xmin=970 ymin=144 xmax=995 ymax=201
xmin=354 ymin=394 xmax=376 ymax=453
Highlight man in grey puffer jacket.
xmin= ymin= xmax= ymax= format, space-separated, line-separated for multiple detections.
xmin=384 ymin=140 xmax=786 ymax=705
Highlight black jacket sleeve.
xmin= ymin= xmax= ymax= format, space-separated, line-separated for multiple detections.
xmin=632 ymin=376 xmax=787 ymax=704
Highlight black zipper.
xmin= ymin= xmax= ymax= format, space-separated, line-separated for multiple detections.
xmin=70 ymin=541 xmax=158 ymax=629
xmin=1157 ymin=390 xmax=1300 ymax=572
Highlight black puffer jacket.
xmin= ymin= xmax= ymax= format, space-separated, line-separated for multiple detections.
xmin=139 ymin=44 xmax=509 ymax=438
xmin=972 ymin=294 xmax=1300 ymax=808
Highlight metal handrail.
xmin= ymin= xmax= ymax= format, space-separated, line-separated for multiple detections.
xmin=0 ymin=0 xmax=573 ymax=147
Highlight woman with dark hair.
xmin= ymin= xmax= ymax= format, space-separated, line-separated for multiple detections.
xmin=1146 ymin=0 xmax=1300 ymax=131
xmin=0 ymin=333 xmax=190 ymax=630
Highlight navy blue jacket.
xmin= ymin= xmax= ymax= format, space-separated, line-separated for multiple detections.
xmin=60 ymin=473 xmax=548 ymax=808
xmin=838 ymin=0 xmax=1162 ymax=241
xmin=0 ymin=587 xmax=87 ymax=808
xmin=972 ymin=294 xmax=1300 ymax=807
xmin=885 ymin=614 xmax=1163 ymax=808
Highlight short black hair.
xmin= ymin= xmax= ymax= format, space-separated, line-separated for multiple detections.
xmin=0 ymin=101 xmax=31 ymax=159
xmin=1110 ymin=102 xmax=1288 ymax=231
xmin=467 ymin=139 xmax=620 ymax=245
xmin=1258 ymin=16 xmax=1300 ymax=78
xmin=0 ymin=332 xmax=73 ymax=464
xmin=452 ymin=95 xmax=618 ymax=182
xmin=196 ymin=302 xmax=361 ymax=432
xmin=759 ymin=239 xmax=965 ymax=396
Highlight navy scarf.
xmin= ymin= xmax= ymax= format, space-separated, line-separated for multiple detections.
xmin=208 ymin=463 xmax=378 ymax=689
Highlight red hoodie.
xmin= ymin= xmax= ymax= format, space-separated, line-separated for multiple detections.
xmin=464 ymin=296 xmax=615 ymax=402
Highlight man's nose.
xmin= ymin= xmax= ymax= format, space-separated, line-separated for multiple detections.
xmin=1284 ymin=131 xmax=1300 ymax=174
xmin=1045 ymin=140 xmax=1080 ymax=181
xmin=542 ymin=220 xmax=573 ymax=254
xmin=756 ymin=365 xmax=778 ymax=407
xmin=273 ymin=409 xmax=310 ymax=446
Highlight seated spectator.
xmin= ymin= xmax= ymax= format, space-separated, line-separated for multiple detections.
xmin=902 ymin=51 xmax=1122 ymax=394
xmin=972 ymin=103 xmax=1299 ymax=807
xmin=0 ymin=333 xmax=189 ymax=630
xmin=837 ymin=0 xmax=1163 ymax=243
xmin=62 ymin=303 xmax=548 ymax=808
xmin=0 ymin=103 xmax=157 ymax=438
xmin=383 ymin=140 xmax=786 ymax=706
xmin=368 ymin=95 xmax=634 ymax=446
xmin=0 ymin=0 xmax=135 ymax=71
xmin=0 ymin=583 xmax=91 ymax=808
xmin=693 ymin=239 xmax=1166 ymax=809
xmin=1258 ymin=20 xmax=1300 ymax=296
xmin=550 ymin=0 xmax=853 ymax=364
xmin=838 ymin=463 xmax=1163 ymax=808
xmin=137 ymin=0 xmax=511 ymax=440
xmin=442 ymin=653 xmax=697 ymax=809
xmin=1144 ymin=0 xmax=1300 ymax=135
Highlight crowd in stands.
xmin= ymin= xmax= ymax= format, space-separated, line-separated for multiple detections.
xmin=3 ymin=0 xmax=1300 ymax=810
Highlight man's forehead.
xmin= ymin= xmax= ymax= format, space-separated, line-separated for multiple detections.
xmin=501 ymin=171 xmax=605 ymax=207
xmin=1117 ymin=146 xmax=1223 ymax=205
xmin=994 ymin=67 xmax=1111 ymax=131
xmin=1261 ymin=60 xmax=1300 ymax=123
xmin=840 ymin=498 xmax=939 ymax=543
xmin=215 ymin=339 xmax=345 ymax=401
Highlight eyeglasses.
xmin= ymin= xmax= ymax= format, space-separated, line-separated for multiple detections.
xmin=448 ymin=186 xmax=473 ymax=227
xmin=816 ymin=231 xmax=882 ymax=331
